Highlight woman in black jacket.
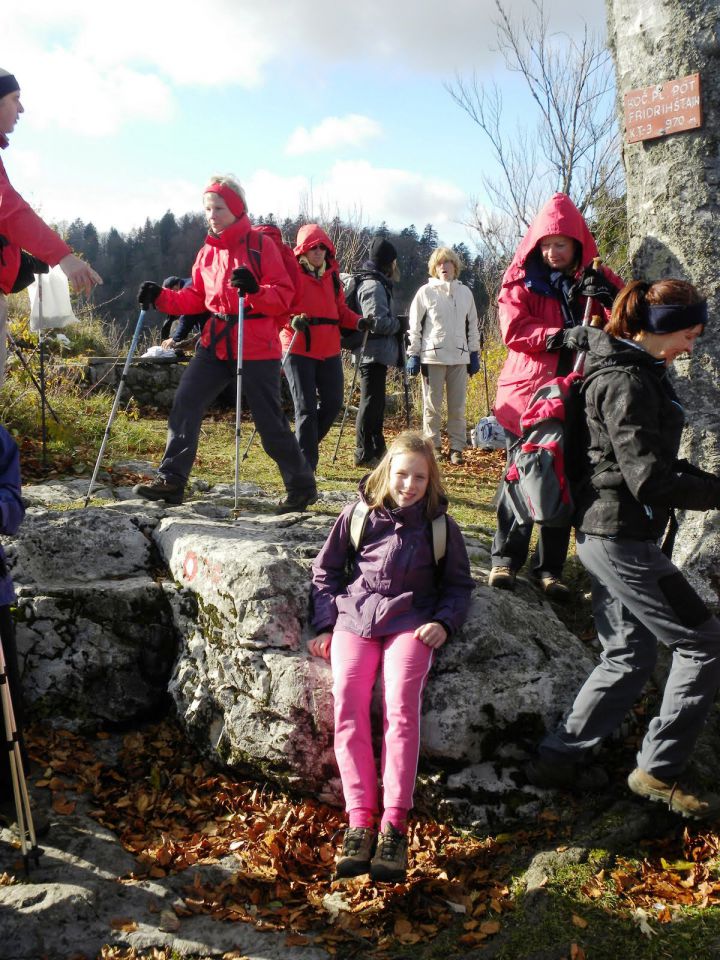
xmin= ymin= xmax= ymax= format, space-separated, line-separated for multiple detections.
xmin=528 ymin=279 xmax=720 ymax=819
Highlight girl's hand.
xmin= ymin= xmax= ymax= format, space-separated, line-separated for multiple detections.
xmin=415 ymin=622 xmax=447 ymax=649
xmin=308 ymin=632 xmax=332 ymax=660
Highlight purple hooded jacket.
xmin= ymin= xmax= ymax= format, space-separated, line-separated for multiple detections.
xmin=310 ymin=489 xmax=474 ymax=639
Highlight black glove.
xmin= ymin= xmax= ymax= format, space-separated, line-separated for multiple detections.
xmin=545 ymin=326 xmax=592 ymax=352
xmin=571 ymin=268 xmax=619 ymax=309
xmin=138 ymin=281 xmax=162 ymax=309
xmin=230 ymin=267 xmax=259 ymax=296
xmin=357 ymin=315 xmax=375 ymax=332
xmin=11 ymin=252 xmax=50 ymax=293
xmin=290 ymin=314 xmax=309 ymax=332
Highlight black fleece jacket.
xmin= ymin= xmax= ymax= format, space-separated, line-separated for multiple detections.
xmin=573 ymin=328 xmax=720 ymax=540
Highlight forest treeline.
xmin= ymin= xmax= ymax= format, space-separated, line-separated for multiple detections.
xmin=58 ymin=189 xmax=626 ymax=346
xmin=58 ymin=211 xmax=492 ymax=342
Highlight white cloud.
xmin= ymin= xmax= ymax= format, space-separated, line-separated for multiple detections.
xmin=286 ymin=115 xmax=382 ymax=156
xmin=246 ymin=161 xmax=469 ymax=242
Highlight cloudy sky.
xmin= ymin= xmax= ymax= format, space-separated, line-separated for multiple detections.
xmin=1 ymin=0 xmax=608 ymax=253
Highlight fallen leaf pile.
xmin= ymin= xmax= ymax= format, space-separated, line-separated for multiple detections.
xmin=27 ymin=721 xmax=514 ymax=955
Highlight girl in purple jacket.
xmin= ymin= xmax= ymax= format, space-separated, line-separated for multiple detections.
xmin=309 ymin=431 xmax=473 ymax=882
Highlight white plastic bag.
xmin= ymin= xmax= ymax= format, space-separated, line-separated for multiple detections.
xmin=27 ymin=266 xmax=79 ymax=331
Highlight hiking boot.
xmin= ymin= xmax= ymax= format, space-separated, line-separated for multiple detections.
xmin=489 ymin=566 xmax=516 ymax=591
xmin=526 ymin=756 xmax=608 ymax=793
xmin=535 ymin=575 xmax=571 ymax=602
xmin=370 ymin=822 xmax=408 ymax=883
xmin=627 ymin=767 xmax=720 ymax=820
xmin=274 ymin=489 xmax=318 ymax=514
xmin=450 ymin=450 xmax=464 ymax=465
xmin=334 ymin=827 xmax=377 ymax=879
xmin=355 ymin=456 xmax=380 ymax=469
xmin=133 ymin=477 xmax=184 ymax=505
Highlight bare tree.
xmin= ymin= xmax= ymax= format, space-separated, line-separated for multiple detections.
xmin=448 ymin=0 xmax=623 ymax=287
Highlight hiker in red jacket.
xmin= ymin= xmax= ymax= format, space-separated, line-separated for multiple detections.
xmin=133 ymin=176 xmax=317 ymax=513
xmin=489 ymin=193 xmax=622 ymax=599
xmin=0 ymin=68 xmax=102 ymax=382
xmin=280 ymin=224 xmax=365 ymax=471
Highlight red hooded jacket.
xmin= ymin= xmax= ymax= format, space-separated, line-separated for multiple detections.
xmin=155 ymin=214 xmax=294 ymax=362
xmin=0 ymin=138 xmax=72 ymax=294
xmin=494 ymin=193 xmax=623 ymax=436
xmin=279 ymin=223 xmax=360 ymax=360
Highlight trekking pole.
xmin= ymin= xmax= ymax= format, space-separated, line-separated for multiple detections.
xmin=233 ymin=296 xmax=246 ymax=513
xmin=0 ymin=637 xmax=39 ymax=874
xmin=397 ymin=315 xmax=411 ymax=428
xmin=573 ymin=257 xmax=601 ymax=375
xmin=242 ymin=327 xmax=299 ymax=461
xmin=84 ymin=309 xmax=148 ymax=507
xmin=480 ymin=331 xmax=491 ymax=415
xmin=332 ymin=327 xmax=370 ymax=463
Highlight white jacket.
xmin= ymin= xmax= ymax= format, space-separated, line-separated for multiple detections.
xmin=407 ymin=278 xmax=480 ymax=365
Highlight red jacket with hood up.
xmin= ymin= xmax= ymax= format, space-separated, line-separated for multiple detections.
xmin=494 ymin=193 xmax=623 ymax=436
xmin=154 ymin=214 xmax=294 ymax=362
xmin=280 ymin=223 xmax=360 ymax=360
xmin=0 ymin=136 xmax=72 ymax=294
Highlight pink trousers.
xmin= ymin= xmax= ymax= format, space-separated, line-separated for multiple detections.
xmin=330 ymin=629 xmax=434 ymax=815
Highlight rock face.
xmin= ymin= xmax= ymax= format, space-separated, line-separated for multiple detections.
xmin=10 ymin=505 xmax=178 ymax=721
xmin=607 ymin=0 xmax=720 ymax=603
xmin=10 ymin=480 xmax=597 ymax=827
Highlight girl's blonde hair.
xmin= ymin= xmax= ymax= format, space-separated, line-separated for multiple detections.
xmin=204 ymin=173 xmax=246 ymax=205
xmin=364 ymin=430 xmax=445 ymax=517
xmin=429 ymin=246 xmax=463 ymax=279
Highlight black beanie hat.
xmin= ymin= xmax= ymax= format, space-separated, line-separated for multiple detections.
xmin=0 ymin=70 xmax=20 ymax=100
xmin=369 ymin=236 xmax=397 ymax=270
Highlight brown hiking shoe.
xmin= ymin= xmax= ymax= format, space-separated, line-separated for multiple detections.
xmin=370 ymin=822 xmax=408 ymax=883
xmin=334 ymin=827 xmax=376 ymax=879
xmin=535 ymin=575 xmax=571 ymax=602
xmin=489 ymin=566 xmax=516 ymax=591
xmin=628 ymin=767 xmax=720 ymax=820
xmin=133 ymin=477 xmax=184 ymax=505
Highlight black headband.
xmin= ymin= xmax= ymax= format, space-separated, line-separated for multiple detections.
xmin=644 ymin=301 xmax=708 ymax=334
xmin=0 ymin=74 xmax=20 ymax=99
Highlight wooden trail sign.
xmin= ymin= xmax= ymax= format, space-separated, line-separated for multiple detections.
xmin=624 ymin=73 xmax=702 ymax=143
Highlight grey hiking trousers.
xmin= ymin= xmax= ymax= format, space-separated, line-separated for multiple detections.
xmin=159 ymin=346 xmax=315 ymax=498
xmin=540 ymin=532 xmax=720 ymax=780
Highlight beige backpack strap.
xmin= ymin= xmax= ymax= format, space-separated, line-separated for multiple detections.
xmin=349 ymin=500 xmax=370 ymax=552
xmin=431 ymin=514 xmax=448 ymax=567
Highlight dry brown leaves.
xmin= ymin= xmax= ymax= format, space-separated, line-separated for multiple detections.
xmin=27 ymin=721 xmax=514 ymax=955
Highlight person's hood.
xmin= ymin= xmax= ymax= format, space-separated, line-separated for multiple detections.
xmin=578 ymin=326 xmax=667 ymax=379
xmin=294 ymin=223 xmax=337 ymax=260
xmin=503 ymin=193 xmax=599 ymax=287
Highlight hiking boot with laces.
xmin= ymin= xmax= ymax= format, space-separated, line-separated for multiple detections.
xmin=274 ymin=489 xmax=318 ymax=515
xmin=628 ymin=767 xmax=720 ymax=820
xmin=489 ymin=566 xmax=516 ymax=591
xmin=450 ymin=450 xmax=464 ymax=465
xmin=526 ymin=756 xmax=608 ymax=793
xmin=133 ymin=477 xmax=184 ymax=505
xmin=535 ymin=574 xmax=571 ymax=602
xmin=370 ymin=822 xmax=408 ymax=883
xmin=334 ymin=827 xmax=377 ymax=879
